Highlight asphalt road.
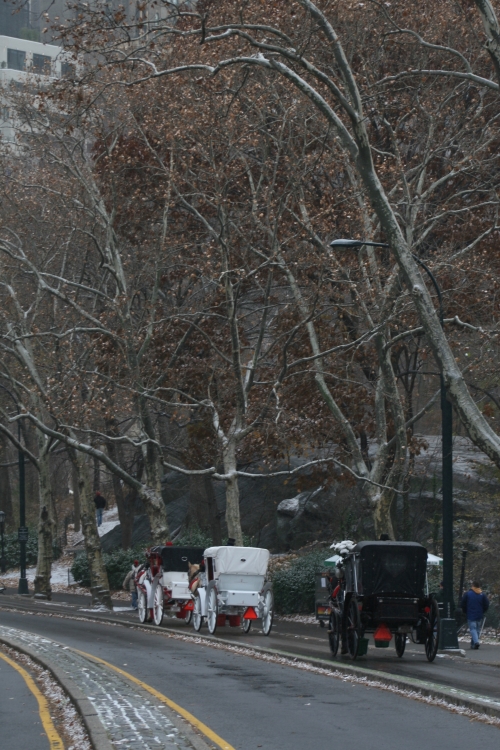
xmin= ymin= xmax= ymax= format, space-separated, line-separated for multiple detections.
xmin=3 ymin=589 xmax=500 ymax=703
xmin=1 ymin=607 xmax=499 ymax=750
xmin=0 ymin=648 xmax=50 ymax=750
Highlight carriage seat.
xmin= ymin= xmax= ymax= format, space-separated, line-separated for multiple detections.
xmin=161 ymin=571 xmax=191 ymax=599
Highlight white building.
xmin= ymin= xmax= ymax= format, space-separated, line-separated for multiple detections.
xmin=0 ymin=35 xmax=65 ymax=144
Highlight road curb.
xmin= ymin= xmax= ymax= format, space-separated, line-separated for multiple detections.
xmin=0 ymin=634 xmax=114 ymax=750
xmin=3 ymin=600 xmax=500 ymax=722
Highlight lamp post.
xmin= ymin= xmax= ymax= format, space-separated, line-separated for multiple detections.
xmin=0 ymin=510 xmax=5 ymax=573
xmin=0 ymin=385 xmax=29 ymax=594
xmin=330 ymin=238 xmax=459 ymax=649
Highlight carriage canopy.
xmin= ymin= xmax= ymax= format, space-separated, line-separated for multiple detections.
xmin=345 ymin=541 xmax=427 ymax=598
xmin=203 ymin=546 xmax=270 ymax=576
xmin=152 ymin=546 xmax=205 ymax=572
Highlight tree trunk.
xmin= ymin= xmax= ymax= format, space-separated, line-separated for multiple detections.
xmin=21 ymin=420 xmax=38 ymax=523
xmin=369 ymin=487 xmax=395 ymax=540
xmin=222 ymin=438 xmax=243 ymax=546
xmin=104 ymin=425 xmax=134 ymax=548
xmin=188 ymin=473 xmax=209 ymax=529
xmin=205 ymin=475 xmax=222 ymax=546
xmin=0 ymin=434 xmax=14 ymax=526
xmin=70 ymin=449 xmax=112 ymax=608
xmin=113 ymin=476 xmax=134 ymax=549
xmin=118 ymin=492 xmax=135 ymax=549
xmin=137 ymin=396 xmax=170 ymax=544
xmin=93 ymin=455 xmax=100 ymax=492
xmin=138 ymin=485 xmax=170 ymax=545
xmin=33 ymin=436 xmax=56 ymax=599
xmin=188 ymin=473 xmax=223 ymax=545
xmin=71 ymin=462 xmax=81 ymax=533
xmin=473 ymin=0 xmax=500 ymax=83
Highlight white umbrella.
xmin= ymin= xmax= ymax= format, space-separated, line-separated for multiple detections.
xmin=427 ymin=553 xmax=443 ymax=566
xmin=324 ymin=554 xmax=341 ymax=568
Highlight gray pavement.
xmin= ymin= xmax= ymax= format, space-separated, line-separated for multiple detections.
xmin=0 ymin=624 xmax=205 ymax=750
xmin=0 ymin=648 xmax=50 ymax=750
xmin=2 ymin=590 xmax=500 ymax=703
xmin=0 ymin=609 xmax=499 ymax=750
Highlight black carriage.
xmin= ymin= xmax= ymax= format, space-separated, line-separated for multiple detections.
xmin=328 ymin=541 xmax=440 ymax=662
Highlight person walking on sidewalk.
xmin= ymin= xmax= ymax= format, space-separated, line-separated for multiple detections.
xmin=461 ymin=580 xmax=489 ymax=649
xmin=123 ymin=560 xmax=140 ymax=610
xmin=94 ymin=491 xmax=107 ymax=527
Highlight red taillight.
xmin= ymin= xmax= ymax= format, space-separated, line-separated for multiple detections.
xmin=243 ymin=606 xmax=258 ymax=620
xmin=373 ymin=623 xmax=392 ymax=642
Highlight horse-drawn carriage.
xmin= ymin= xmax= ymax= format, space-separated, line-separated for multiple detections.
xmin=136 ymin=545 xmax=204 ymax=626
xmin=328 ymin=541 xmax=440 ymax=662
xmin=191 ymin=545 xmax=274 ymax=635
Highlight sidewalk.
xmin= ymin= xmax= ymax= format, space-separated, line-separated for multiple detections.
xmin=0 ymin=625 xmax=210 ymax=750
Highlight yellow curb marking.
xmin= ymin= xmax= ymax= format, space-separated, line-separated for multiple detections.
xmin=74 ymin=648 xmax=235 ymax=750
xmin=0 ymin=650 xmax=64 ymax=750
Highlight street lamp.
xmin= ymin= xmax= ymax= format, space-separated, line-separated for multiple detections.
xmin=0 ymin=510 xmax=5 ymax=574
xmin=330 ymin=238 xmax=459 ymax=650
xmin=0 ymin=385 xmax=29 ymax=594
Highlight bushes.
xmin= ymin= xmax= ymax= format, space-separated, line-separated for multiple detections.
xmin=70 ymin=553 xmax=91 ymax=587
xmin=71 ymin=528 xmax=216 ymax=591
xmin=1 ymin=529 xmax=38 ymax=570
xmin=71 ymin=545 xmax=146 ymax=590
xmin=271 ymin=550 xmax=327 ymax=615
xmin=174 ymin=526 xmax=213 ymax=549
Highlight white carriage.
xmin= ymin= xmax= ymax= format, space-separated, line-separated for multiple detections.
xmin=192 ymin=546 xmax=274 ymax=635
xmin=136 ymin=545 xmax=204 ymax=626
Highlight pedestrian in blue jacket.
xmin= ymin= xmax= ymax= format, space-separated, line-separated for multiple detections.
xmin=461 ymin=580 xmax=489 ymax=649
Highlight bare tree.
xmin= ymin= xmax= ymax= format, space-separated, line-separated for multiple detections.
xmin=59 ymin=0 xmax=500 ymax=471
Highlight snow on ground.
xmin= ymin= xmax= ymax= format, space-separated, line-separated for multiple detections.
xmin=277 ymin=614 xmax=318 ymax=625
xmin=0 ymin=554 xmax=132 ymax=600
xmin=69 ymin=506 xmax=120 ymax=546
xmin=1 ymin=560 xmax=73 ymax=586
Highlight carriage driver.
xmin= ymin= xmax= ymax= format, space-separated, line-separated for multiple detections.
xmin=123 ymin=560 xmax=141 ymax=610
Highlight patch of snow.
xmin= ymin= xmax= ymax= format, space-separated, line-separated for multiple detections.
xmin=277 ymin=497 xmax=301 ymax=516
xmin=0 ymin=560 xmax=73 ymax=585
xmin=70 ymin=506 xmax=120 ymax=546
xmin=113 ymin=607 xmax=136 ymax=612
xmin=277 ymin=614 xmax=318 ymax=624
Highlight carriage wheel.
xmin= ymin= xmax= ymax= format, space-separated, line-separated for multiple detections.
xmin=395 ymin=633 xmax=406 ymax=657
xmin=153 ymin=585 xmax=164 ymax=626
xmin=192 ymin=593 xmax=203 ymax=632
xmin=425 ymin=598 xmax=440 ymax=662
xmin=328 ymin=610 xmax=341 ymax=657
xmin=242 ymin=617 xmax=252 ymax=634
xmin=206 ymin=582 xmax=218 ymax=634
xmin=185 ymin=609 xmax=193 ymax=626
xmin=261 ymin=584 xmax=274 ymax=636
xmin=346 ymin=597 xmax=361 ymax=660
xmin=138 ymin=590 xmax=148 ymax=624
